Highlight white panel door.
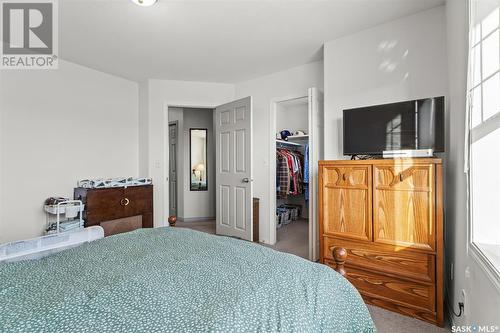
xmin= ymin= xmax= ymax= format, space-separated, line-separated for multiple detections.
xmin=308 ymin=87 xmax=323 ymax=261
xmin=215 ymin=97 xmax=253 ymax=240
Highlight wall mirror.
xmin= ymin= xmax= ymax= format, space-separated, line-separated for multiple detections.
xmin=190 ymin=129 xmax=208 ymax=191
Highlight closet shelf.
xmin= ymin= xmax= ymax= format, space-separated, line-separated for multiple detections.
xmin=286 ymin=135 xmax=309 ymax=140
xmin=276 ymin=140 xmax=302 ymax=147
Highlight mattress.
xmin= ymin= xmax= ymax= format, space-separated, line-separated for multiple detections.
xmin=0 ymin=227 xmax=375 ymax=332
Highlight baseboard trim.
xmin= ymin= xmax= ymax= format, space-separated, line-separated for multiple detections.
xmin=177 ymin=217 xmax=215 ymax=223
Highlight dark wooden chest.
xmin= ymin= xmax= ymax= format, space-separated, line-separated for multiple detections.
xmin=74 ymin=185 xmax=153 ymax=236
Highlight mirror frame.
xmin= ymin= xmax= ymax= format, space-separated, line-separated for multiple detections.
xmin=189 ymin=128 xmax=208 ymax=191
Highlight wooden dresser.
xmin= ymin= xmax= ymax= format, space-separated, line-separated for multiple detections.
xmin=74 ymin=185 xmax=153 ymax=236
xmin=319 ymin=158 xmax=443 ymax=326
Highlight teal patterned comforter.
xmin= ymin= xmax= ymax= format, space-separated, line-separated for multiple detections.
xmin=0 ymin=227 xmax=375 ymax=333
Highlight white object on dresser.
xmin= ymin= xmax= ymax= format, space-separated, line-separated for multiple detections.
xmin=77 ymin=177 xmax=152 ymax=189
xmin=382 ymin=148 xmax=433 ymax=158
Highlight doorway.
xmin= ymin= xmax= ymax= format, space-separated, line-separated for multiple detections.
xmin=270 ymin=88 xmax=323 ymax=261
xmin=275 ymin=96 xmax=310 ymax=259
xmin=164 ymin=97 xmax=254 ymax=241
xmin=167 ymin=107 xmax=216 ymax=223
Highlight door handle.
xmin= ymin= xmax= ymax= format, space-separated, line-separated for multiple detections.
xmin=120 ymin=198 xmax=130 ymax=206
xmin=242 ymin=178 xmax=253 ymax=183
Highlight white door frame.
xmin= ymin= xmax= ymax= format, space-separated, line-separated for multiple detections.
xmin=269 ymin=90 xmax=321 ymax=261
xmin=163 ymin=102 xmax=218 ymax=227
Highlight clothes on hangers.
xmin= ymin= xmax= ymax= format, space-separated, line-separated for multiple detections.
xmin=276 ymin=148 xmax=304 ymax=198
xmin=277 ymin=152 xmax=289 ymax=197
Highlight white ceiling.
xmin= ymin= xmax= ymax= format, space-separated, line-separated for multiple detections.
xmin=59 ymin=0 xmax=445 ymax=83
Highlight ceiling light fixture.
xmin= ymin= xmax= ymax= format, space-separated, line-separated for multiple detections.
xmin=131 ymin=0 xmax=158 ymax=7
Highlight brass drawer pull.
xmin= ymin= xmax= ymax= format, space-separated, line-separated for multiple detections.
xmin=120 ymin=198 xmax=130 ymax=206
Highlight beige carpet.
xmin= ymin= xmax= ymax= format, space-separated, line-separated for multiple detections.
xmin=176 ymin=220 xmax=216 ymax=234
xmin=176 ymin=219 xmax=309 ymax=259
xmin=368 ymin=305 xmax=448 ymax=333
xmin=174 ymin=220 xmax=449 ymax=332
xmin=266 ymin=219 xmax=309 ymax=259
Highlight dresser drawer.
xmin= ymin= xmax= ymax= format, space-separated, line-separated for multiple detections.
xmin=323 ymin=237 xmax=435 ymax=282
xmin=331 ymin=264 xmax=435 ymax=312
xmin=321 ymin=165 xmax=370 ymax=189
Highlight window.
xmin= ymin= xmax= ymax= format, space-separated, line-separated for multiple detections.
xmin=468 ymin=0 xmax=500 ymax=281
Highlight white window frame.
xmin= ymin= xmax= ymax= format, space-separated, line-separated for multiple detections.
xmin=467 ymin=0 xmax=500 ymax=291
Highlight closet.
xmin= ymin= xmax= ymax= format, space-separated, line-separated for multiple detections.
xmin=276 ymin=97 xmax=309 ymax=228
xmin=271 ymin=87 xmax=322 ymax=261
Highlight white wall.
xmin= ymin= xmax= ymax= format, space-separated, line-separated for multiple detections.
xmin=145 ymin=80 xmax=234 ymax=227
xmin=235 ymin=61 xmax=323 ymax=243
xmin=446 ymin=0 xmax=500 ymax=327
xmin=276 ymin=98 xmax=309 ymax=134
xmin=323 ymin=6 xmax=448 ymax=159
xmin=0 ymin=60 xmax=139 ymax=243
xmin=138 ymin=80 xmax=150 ymax=177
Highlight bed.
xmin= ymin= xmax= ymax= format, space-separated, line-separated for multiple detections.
xmin=0 ymin=227 xmax=375 ymax=332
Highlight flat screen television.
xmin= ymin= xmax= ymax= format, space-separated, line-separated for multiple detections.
xmin=343 ymin=96 xmax=445 ymax=156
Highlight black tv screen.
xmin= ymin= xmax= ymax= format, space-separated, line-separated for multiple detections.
xmin=343 ymin=97 xmax=445 ymax=156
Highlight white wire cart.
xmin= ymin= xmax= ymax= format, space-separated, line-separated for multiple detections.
xmin=44 ymin=200 xmax=85 ymax=234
